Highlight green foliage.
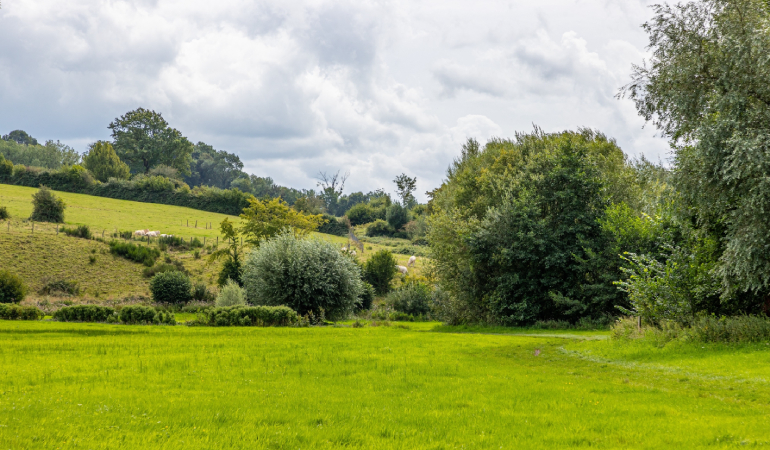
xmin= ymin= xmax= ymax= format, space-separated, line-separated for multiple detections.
xmin=109 ymin=241 xmax=161 ymax=267
xmin=0 ymin=304 xmax=42 ymax=320
xmin=192 ymin=282 xmax=215 ymax=302
xmin=150 ymin=271 xmax=193 ymax=305
xmin=317 ymin=214 xmax=348 ymax=236
xmin=239 ymin=197 xmax=324 ymax=246
xmin=243 ymin=231 xmax=363 ymax=320
xmin=366 ymin=219 xmax=394 ymax=237
xmin=142 ymin=260 xmax=188 ymax=278
xmin=191 ymin=305 xmax=299 ymax=327
xmin=0 ymin=270 xmax=26 ymax=304
xmin=120 ymin=305 xmax=175 ymax=325
xmin=184 ymin=142 xmax=244 ymax=189
xmin=612 ymin=314 xmax=770 ymax=345
xmin=358 ymin=282 xmax=376 ymax=311
xmin=0 ymin=137 xmax=79 ymax=169
xmin=218 ymin=259 xmax=243 ymax=287
xmin=622 ymin=0 xmax=770 ymax=298
xmin=39 ymin=279 xmax=81 ymax=296
xmin=215 ymin=279 xmax=247 ymax=307
xmin=54 ymin=305 xmax=117 ymax=323
xmin=109 ymin=108 xmax=194 ymax=175
xmin=0 ymin=153 xmax=12 ymax=176
xmin=346 ymin=203 xmax=377 ymax=225
xmin=386 ymin=203 xmax=409 ymax=231
xmin=0 ymin=206 xmax=8 ymax=220
xmin=387 ymin=282 xmax=432 ymax=317
xmin=209 ymin=218 xmax=244 ymax=286
xmin=61 ymin=224 xmax=92 ymax=239
xmin=363 ymin=250 xmax=397 ymax=295
xmin=393 ymin=173 xmax=417 ymax=208
xmin=83 ymin=141 xmax=130 ymax=182
xmin=30 ymin=185 xmax=65 ymax=223
xmin=3 ymin=130 xmax=38 ymax=146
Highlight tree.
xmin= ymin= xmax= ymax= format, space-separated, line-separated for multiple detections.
xmin=208 ymin=218 xmax=245 ymax=286
xmin=82 ymin=141 xmax=130 ymax=182
xmin=621 ymin=0 xmax=770 ymax=299
xmin=30 ymin=186 xmax=65 ymax=223
xmin=386 ymin=203 xmax=409 ymax=231
xmin=185 ymin=142 xmax=245 ymax=189
xmin=108 ymin=108 xmax=194 ymax=175
xmin=394 ymin=173 xmax=417 ymax=208
xmin=316 ymin=170 xmax=349 ymax=214
xmin=239 ymin=197 xmax=324 ymax=246
xmin=363 ymin=250 xmax=398 ymax=295
xmin=2 ymin=130 xmax=38 ymax=146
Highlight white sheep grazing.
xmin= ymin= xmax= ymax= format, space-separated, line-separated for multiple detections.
xmin=408 ymin=255 xmax=417 ymax=267
xmin=351 ymin=250 xmax=356 ymax=256
xmin=396 ymin=265 xmax=408 ymax=274
xmin=134 ymin=230 xmax=146 ymax=236
xmin=341 ymin=246 xmax=347 ymax=252
xmin=146 ymin=231 xmax=160 ymax=237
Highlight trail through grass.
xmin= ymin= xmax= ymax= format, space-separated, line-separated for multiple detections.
xmin=1 ymin=321 xmax=769 ymax=449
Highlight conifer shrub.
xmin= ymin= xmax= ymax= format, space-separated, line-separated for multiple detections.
xmin=30 ymin=185 xmax=65 ymax=223
xmin=150 ymin=271 xmax=193 ymax=304
xmin=0 ymin=304 xmax=42 ymax=320
xmin=0 ymin=270 xmax=27 ymax=304
xmin=363 ymin=250 xmax=397 ymax=295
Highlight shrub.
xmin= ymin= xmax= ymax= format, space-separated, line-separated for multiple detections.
xmin=109 ymin=241 xmax=161 ymax=266
xmin=0 ymin=304 xmax=43 ymax=320
xmin=386 ymin=203 xmax=409 ymax=231
xmin=217 ymin=258 xmax=243 ymax=287
xmin=61 ymin=224 xmax=92 ymax=239
xmin=317 ymin=214 xmax=349 ymax=236
xmin=346 ymin=203 xmax=376 ymax=226
xmin=191 ymin=305 xmax=298 ymax=327
xmin=216 ymin=279 xmax=247 ymax=307
xmin=120 ymin=305 xmax=175 ymax=325
xmin=366 ymin=219 xmax=393 ymax=237
xmin=38 ymin=279 xmax=80 ymax=296
xmin=82 ymin=141 xmax=130 ymax=182
xmin=0 ymin=206 xmax=9 ymax=220
xmin=142 ymin=259 xmax=187 ymax=278
xmin=0 ymin=154 xmax=12 ymax=176
xmin=387 ymin=282 xmax=432 ymax=317
xmin=150 ymin=271 xmax=193 ymax=304
xmin=358 ymin=282 xmax=376 ymax=311
xmin=363 ymin=250 xmax=397 ymax=295
xmin=0 ymin=270 xmax=26 ymax=304
xmin=54 ymin=305 xmax=117 ymax=323
xmin=390 ymin=244 xmax=429 ymax=257
xmin=192 ymin=282 xmax=215 ymax=302
xmin=30 ymin=185 xmax=65 ymax=223
xmin=243 ymin=231 xmax=363 ymax=320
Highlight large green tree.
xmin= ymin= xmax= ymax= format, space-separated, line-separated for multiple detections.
xmin=82 ymin=141 xmax=130 ymax=182
xmin=622 ymin=0 xmax=770 ymax=300
xmin=108 ymin=108 xmax=194 ymax=175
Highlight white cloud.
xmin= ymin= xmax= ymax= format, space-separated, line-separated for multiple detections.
xmin=0 ymin=0 xmax=669 ymax=200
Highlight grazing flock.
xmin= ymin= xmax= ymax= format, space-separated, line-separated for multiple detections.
xmin=133 ymin=229 xmax=174 ymax=238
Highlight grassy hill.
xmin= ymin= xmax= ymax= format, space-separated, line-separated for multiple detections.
xmin=0 ymin=184 xmax=424 ymax=303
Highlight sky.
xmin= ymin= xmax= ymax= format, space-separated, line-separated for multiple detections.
xmin=0 ymin=0 xmax=669 ymax=201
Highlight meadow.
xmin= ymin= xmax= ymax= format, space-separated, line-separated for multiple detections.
xmin=0 ymin=184 xmax=423 ymax=300
xmin=1 ymin=321 xmax=769 ymax=449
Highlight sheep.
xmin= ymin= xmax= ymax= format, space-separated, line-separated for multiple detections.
xmin=133 ymin=230 xmax=146 ymax=237
xmin=396 ymin=265 xmax=408 ymax=274
xmin=408 ymin=255 xmax=417 ymax=267
xmin=351 ymin=250 xmax=356 ymax=256
xmin=146 ymin=231 xmax=160 ymax=237
xmin=160 ymin=234 xmax=174 ymax=238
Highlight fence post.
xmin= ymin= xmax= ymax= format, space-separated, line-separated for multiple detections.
xmin=31 ymin=222 xmax=34 ymax=234
xmin=195 ymin=220 xmax=197 ymax=228
xmin=56 ymin=224 xmax=59 ymax=235
xmin=203 ymin=236 xmax=206 ymax=246
xmin=187 ymin=219 xmax=189 ymax=227
xmin=216 ymin=236 xmax=218 ymax=247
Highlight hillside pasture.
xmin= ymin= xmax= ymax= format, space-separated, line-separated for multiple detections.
xmin=1 ymin=322 xmax=770 ymax=449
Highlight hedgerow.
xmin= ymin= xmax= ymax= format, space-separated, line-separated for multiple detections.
xmin=108 ymin=241 xmax=161 ymax=266
xmin=190 ymin=305 xmax=299 ymax=327
xmin=53 ymin=305 xmax=117 ymax=323
xmin=0 ymin=304 xmax=43 ymax=320
xmin=53 ymin=305 xmax=175 ymax=324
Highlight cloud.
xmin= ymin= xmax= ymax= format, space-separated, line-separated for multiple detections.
xmin=0 ymin=0 xmax=669 ymax=201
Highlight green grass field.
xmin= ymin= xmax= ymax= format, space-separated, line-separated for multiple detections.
xmin=0 ymin=184 xmax=424 ymax=300
xmin=1 ymin=321 xmax=769 ymax=449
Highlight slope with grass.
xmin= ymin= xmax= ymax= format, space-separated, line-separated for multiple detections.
xmin=1 ymin=322 xmax=769 ymax=449
xmin=0 ymin=184 xmax=425 ymax=301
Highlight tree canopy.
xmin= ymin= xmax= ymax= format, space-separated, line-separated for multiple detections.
xmin=82 ymin=141 xmax=130 ymax=182
xmin=239 ymin=197 xmax=324 ymax=246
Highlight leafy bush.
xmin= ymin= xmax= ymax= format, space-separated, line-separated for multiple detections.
xmin=38 ymin=279 xmax=81 ymax=296
xmin=159 ymin=235 xmax=203 ymax=249
xmin=390 ymin=244 xmax=429 ymax=257
xmin=54 ymin=305 xmax=117 ymax=323
xmin=363 ymin=250 xmax=397 ymax=295
xmin=317 ymin=214 xmax=349 ymax=236
xmin=0 ymin=304 xmax=42 ymax=320
xmin=387 ymin=282 xmax=432 ymax=317
xmin=142 ymin=259 xmax=187 ymax=278
xmin=366 ymin=219 xmax=393 ymax=237
xmin=30 ymin=185 xmax=65 ymax=223
xmin=0 ymin=206 xmax=9 ymax=220
xmin=120 ymin=305 xmax=175 ymax=325
xmin=192 ymin=282 xmax=215 ymax=302
xmin=613 ymin=315 xmax=770 ymax=345
xmin=150 ymin=271 xmax=193 ymax=304
xmin=386 ymin=203 xmax=409 ymax=231
xmin=346 ymin=203 xmax=377 ymax=226
xmin=0 ymin=270 xmax=26 ymax=304
xmin=358 ymin=282 xmax=376 ymax=311
xmin=61 ymin=224 xmax=92 ymax=239
xmin=109 ymin=241 xmax=161 ymax=267
xmin=217 ymin=258 xmax=243 ymax=287
xmin=216 ymin=279 xmax=247 ymax=307
xmin=0 ymin=154 xmax=13 ymax=176
xmin=243 ymin=231 xmax=363 ymax=320
xmin=191 ymin=305 xmax=299 ymax=327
